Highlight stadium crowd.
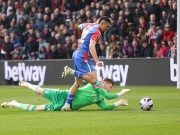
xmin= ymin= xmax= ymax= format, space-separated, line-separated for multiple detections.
xmin=0 ymin=0 xmax=177 ymax=60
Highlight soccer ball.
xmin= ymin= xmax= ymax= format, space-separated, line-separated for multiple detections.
xmin=140 ymin=97 xmax=153 ymax=111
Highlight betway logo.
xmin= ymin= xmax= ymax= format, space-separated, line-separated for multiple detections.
xmin=170 ymin=58 xmax=177 ymax=82
xmin=4 ymin=61 xmax=46 ymax=85
xmin=96 ymin=65 xmax=129 ymax=86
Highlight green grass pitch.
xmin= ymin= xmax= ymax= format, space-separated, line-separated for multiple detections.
xmin=0 ymin=85 xmax=180 ymax=135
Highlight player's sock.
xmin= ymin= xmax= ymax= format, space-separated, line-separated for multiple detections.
xmin=66 ymin=94 xmax=75 ymax=104
xmin=19 ymin=104 xmax=37 ymax=111
xmin=73 ymin=70 xmax=84 ymax=79
xmin=10 ymin=101 xmax=36 ymax=111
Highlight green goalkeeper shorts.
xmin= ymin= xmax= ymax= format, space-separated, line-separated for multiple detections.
xmin=43 ymin=88 xmax=69 ymax=111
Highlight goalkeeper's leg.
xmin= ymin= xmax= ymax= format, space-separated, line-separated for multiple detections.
xmin=19 ymin=81 xmax=44 ymax=96
xmin=1 ymin=100 xmax=45 ymax=111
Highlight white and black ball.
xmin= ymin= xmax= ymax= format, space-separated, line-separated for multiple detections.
xmin=140 ymin=97 xmax=153 ymax=111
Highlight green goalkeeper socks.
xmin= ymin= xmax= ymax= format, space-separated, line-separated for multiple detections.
xmin=20 ymin=104 xmax=37 ymax=111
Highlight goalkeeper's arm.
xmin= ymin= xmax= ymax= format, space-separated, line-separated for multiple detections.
xmin=97 ymin=88 xmax=130 ymax=100
xmin=97 ymin=99 xmax=128 ymax=110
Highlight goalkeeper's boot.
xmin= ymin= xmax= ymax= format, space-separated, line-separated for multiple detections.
xmin=19 ymin=81 xmax=40 ymax=90
xmin=1 ymin=100 xmax=17 ymax=108
xmin=19 ymin=81 xmax=31 ymax=88
xmin=61 ymin=66 xmax=72 ymax=79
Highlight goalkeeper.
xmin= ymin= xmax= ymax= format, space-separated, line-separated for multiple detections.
xmin=1 ymin=78 xmax=130 ymax=111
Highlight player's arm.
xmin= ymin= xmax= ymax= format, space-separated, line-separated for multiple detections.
xmin=96 ymin=88 xmax=130 ymax=100
xmin=78 ymin=23 xmax=91 ymax=30
xmin=89 ymin=39 xmax=100 ymax=63
xmin=97 ymin=99 xmax=128 ymax=110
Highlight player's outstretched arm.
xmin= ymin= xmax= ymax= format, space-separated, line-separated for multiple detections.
xmin=97 ymin=88 xmax=130 ymax=100
xmin=97 ymin=99 xmax=128 ymax=110
xmin=97 ymin=100 xmax=114 ymax=110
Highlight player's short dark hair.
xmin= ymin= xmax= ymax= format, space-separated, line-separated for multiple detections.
xmin=98 ymin=16 xmax=111 ymax=24
xmin=102 ymin=78 xmax=114 ymax=86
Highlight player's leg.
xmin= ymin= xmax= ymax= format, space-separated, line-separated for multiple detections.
xmin=61 ymin=77 xmax=82 ymax=111
xmin=61 ymin=56 xmax=97 ymax=84
xmin=19 ymin=81 xmax=44 ymax=96
xmin=1 ymin=100 xmax=39 ymax=111
xmin=62 ymin=66 xmax=97 ymax=84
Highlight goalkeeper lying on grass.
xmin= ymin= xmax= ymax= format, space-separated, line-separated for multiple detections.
xmin=1 ymin=78 xmax=130 ymax=111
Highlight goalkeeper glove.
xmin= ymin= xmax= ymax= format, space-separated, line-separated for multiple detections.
xmin=114 ymin=99 xmax=128 ymax=107
xmin=117 ymin=89 xmax=130 ymax=97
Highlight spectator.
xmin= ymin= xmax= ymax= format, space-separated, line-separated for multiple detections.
xmin=7 ymin=9 xmax=16 ymax=25
xmin=8 ymin=21 xmax=18 ymax=34
xmin=106 ymin=34 xmax=119 ymax=59
xmin=48 ymin=13 xmax=59 ymax=31
xmin=50 ymin=45 xmax=59 ymax=59
xmin=13 ymin=43 xmax=24 ymax=60
xmin=152 ymin=40 xmax=161 ymax=57
xmin=156 ymin=40 xmax=170 ymax=58
xmin=147 ymin=0 xmax=161 ymax=22
xmin=54 ymin=8 xmax=64 ymax=24
xmin=38 ymin=46 xmax=46 ymax=60
xmin=169 ymin=2 xmax=177 ymax=32
xmin=1 ymin=36 xmax=14 ymax=60
xmin=171 ymin=36 xmax=177 ymax=58
xmin=166 ymin=38 xmax=174 ymax=57
xmin=57 ymin=43 xmax=66 ymax=59
xmin=35 ymin=13 xmax=44 ymax=32
xmin=104 ymin=18 xmax=121 ymax=45
xmin=161 ymin=0 xmax=170 ymax=12
xmin=0 ymin=13 xmax=9 ymax=28
xmin=43 ymin=25 xmax=51 ymax=42
xmin=43 ymin=14 xmax=50 ymax=29
xmin=131 ymin=39 xmax=142 ymax=58
xmin=38 ymin=35 xmax=46 ymax=53
xmin=29 ymin=6 xmax=37 ymax=19
xmin=24 ymin=35 xmax=38 ymax=60
xmin=124 ymin=8 xmax=134 ymax=27
xmin=45 ymin=43 xmax=52 ymax=59
xmin=63 ymin=9 xmax=72 ymax=22
xmin=9 ymin=31 xmax=20 ymax=48
xmin=156 ymin=26 xmax=164 ymax=42
xmin=147 ymin=14 xmax=161 ymax=29
xmin=60 ymin=27 xmax=71 ymax=45
xmin=78 ymin=9 xmax=86 ymax=21
xmin=137 ymin=27 xmax=147 ymax=46
xmin=112 ymin=42 xmax=123 ymax=59
xmin=122 ymin=39 xmax=133 ymax=58
xmin=160 ymin=11 xmax=170 ymax=27
xmin=44 ymin=7 xmax=52 ymax=19
xmin=163 ymin=23 xmax=175 ymax=41
xmin=48 ymin=31 xmax=56 ymax=45
xmin=17 ymin=17 xmax=26 ymax=34
xmin=64 ymin=36 xmax=72 ymax=59
xmin=140 ymin=40 xmax=153 ymax=57
xmin=16 ymin=9 xmax=28 ymax=24
xmin=98 ymin=41 xmax=107 ymax=59
xmin=147 ymin=24 xmax=158 ymax=47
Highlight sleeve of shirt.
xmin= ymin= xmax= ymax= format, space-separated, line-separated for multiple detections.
xmin=93 ymin=85 xmax=118 ymax=100
xmin=96 ymin=100 xmax=115 ymax=110
xmin=90 ymin=32 xmax=101 ymax=43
